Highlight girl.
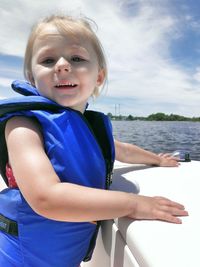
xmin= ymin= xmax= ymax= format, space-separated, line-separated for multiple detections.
xmin=0 ymin=15 xmax=188 ymax=267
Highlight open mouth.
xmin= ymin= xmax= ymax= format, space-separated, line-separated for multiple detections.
xmin=55 ymin=83 xmax=77 ymax=89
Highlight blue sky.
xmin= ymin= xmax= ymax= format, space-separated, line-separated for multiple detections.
xmin=0 ymin=0 xmax=200 ymax=117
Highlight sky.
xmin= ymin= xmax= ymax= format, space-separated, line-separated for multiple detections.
xmin=0 ymin=0 xmax=200 ymax=117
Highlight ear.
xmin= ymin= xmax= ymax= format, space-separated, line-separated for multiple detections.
xmin=96 ymin=69 xmax=105 ymax=86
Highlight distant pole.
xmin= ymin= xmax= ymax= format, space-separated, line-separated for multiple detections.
xmin=115 ymin=104 xmax=117 ymax=117
xmin=118 ymin=104 xmax=120 ymax=116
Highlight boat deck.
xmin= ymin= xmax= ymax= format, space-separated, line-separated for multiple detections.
xmin=83 ymin=160 xmax=200 ymax=267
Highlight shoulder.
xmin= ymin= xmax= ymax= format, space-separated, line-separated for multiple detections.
xmin=5 ymin=116 xmax=41 ymax=133
xmin=5 ymin=116 xmax=43 ymax=144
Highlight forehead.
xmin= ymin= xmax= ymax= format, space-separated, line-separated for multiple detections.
xmin=33 ymin=24 xmax=95 ymax=54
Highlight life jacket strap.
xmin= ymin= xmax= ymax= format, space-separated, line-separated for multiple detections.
xmin=0 ymin=214 xmax=18 ymax=236
xmin=83 ymin=221 xmax=101 ymax=262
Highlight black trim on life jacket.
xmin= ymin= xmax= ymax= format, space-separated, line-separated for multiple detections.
xmin=84 ymin=110 xmax=114 ymax=189
xmin=0 ymin=120 xmax=8 ymax=185
xmin=0 ymin=98 xmax=61 ymax=118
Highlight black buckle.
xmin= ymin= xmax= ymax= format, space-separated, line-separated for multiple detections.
xmin=0 ymin=214 xmax=18 ymax=236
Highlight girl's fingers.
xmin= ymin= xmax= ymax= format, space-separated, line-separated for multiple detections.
xmin=160 ymin=205 xmax=189 ymax=216
xmin=153 ymin=196 xmax=189 ymax=221
xmin=155 ymin=210 xmax=183 ymax=224
xmin=155 ymin=196 xmax=185 ymax=209
xmin=158 ymin=153 xmax=172 ymax=158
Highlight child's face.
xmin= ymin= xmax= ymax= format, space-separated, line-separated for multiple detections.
xmin=30 ymin=24 xmax=104 ymax=112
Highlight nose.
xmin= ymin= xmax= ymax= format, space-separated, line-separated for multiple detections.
xmin=55 ymin=57 xmax=71 ymax=73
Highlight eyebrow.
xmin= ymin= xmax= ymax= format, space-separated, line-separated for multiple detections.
xmin=34 ymin=40 xmax=92 ymax=61
xmin=39 ymin=48 xmax=53 ymax=54
xmin=34 ymin=45 xmax=54 ymax=56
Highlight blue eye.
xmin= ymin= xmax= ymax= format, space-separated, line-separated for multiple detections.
xmin=42 ymin=58 xmax=55 ymax=65
xmin=71 ymin=56 xmax=86 ymax=62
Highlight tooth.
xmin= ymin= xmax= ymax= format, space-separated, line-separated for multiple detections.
xmin=56 ymin=83 xmax=76 ymax=87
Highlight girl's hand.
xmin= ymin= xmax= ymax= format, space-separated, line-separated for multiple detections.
xmin=128 ymin=195 xmax=188 ymax=224
xmin=158 ymin=153 xmax=180 ymax=167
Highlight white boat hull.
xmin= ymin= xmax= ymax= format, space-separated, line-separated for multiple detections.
xmin=83 ymin=160 xmax=200 ymax=267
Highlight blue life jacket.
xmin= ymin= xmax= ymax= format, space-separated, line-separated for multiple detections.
xmin=0 ymin=80 xmax=115 ymax=267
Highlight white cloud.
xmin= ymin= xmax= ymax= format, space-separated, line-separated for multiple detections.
xmin=0 ymin=77 xmax=13 ymax=87
xmin=193 ymin=67 xmax=200 ymax=82
xmin=0 ymin=0 xmax=199 ymax=116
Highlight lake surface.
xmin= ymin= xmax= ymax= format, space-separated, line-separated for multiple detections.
xmin=112 ymin=121 xmax=200 ymax=161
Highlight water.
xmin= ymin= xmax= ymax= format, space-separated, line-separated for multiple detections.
xmin=112 ymin=121 xmax=200 ymax=161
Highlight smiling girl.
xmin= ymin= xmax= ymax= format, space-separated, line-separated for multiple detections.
xmin=0 ymin=15 xmax=188 ymax=267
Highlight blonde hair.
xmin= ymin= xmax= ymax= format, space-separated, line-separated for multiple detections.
xmin=24 ymin=14 xmax=107 ymax=97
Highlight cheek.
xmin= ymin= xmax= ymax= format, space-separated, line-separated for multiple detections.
xmin=76 ymin=63 xmax=98 ymax=75
xmin=76 ymin=66 xmax=90 ymax=75
xmin=33 ymin=76 xmax=47 ymax=92
xmin=32 ymin=68 xmax=49 ymax=85
xmin=76 ymin=66 xmax=99 ymax=83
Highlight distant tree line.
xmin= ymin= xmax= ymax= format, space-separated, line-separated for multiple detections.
xmin=107 ymin=112 xmax=200 ymax=122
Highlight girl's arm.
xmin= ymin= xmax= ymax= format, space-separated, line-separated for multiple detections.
xmin=115 ymin=139 xmax=179 ymax=167
xmin=5 ymin=117 xmax=187 ymax=223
